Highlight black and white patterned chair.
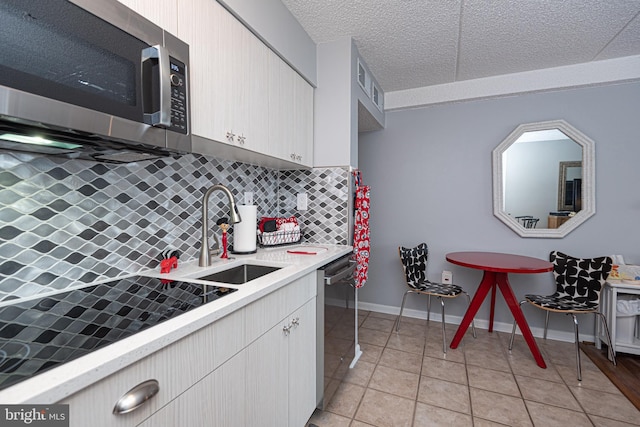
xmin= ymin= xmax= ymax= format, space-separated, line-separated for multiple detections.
xmin=508 ymin=251 xmax=616 ymax=381
xmin=397 ymin=243 xmax=476 ymax=353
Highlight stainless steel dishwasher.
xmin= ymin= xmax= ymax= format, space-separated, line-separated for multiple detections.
xmin=316 ymin=254 xmax=359 ymax=409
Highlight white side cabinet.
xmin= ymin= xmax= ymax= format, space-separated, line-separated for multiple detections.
xmin=597 ymin=281 xmax=640 ymax=356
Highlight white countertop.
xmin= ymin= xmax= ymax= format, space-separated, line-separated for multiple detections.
xmin=0 ymin=244 xmax=352 ymax=403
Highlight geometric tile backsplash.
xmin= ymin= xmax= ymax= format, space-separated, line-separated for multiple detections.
xmin=0 ymin=150 xmax=349 ymax=302
xmin=278 ymin=167 xmax=350 ymax=245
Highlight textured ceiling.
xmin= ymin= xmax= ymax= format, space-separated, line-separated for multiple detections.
xmin=280 ymin=0 xmax=640 ymax=93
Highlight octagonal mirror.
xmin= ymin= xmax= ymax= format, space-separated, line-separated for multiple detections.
xmin=492 ymin=120 xmax=595 ymax=238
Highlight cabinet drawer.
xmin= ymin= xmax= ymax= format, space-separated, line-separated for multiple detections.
xmin=59 ymin=309 xmax=244 ymax=427
xmin=136 ymin=350 xmax=247 ymax=427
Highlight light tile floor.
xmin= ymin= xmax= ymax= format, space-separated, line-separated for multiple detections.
xmin=308 ymin=309 xmax=640 ymax=427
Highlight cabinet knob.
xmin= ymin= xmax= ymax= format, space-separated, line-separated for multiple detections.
xmin=226 ymin=131 xmax=235 ymax=142
xmin=291 ymin=317 xmax=300 ymax=328
xmin=237 ymin=135 xmax=246 ymax=145
xmin=283 ymin=324 xmax=291 ymax=336
xmin=113 ymin=379 xmax=160 ymax=415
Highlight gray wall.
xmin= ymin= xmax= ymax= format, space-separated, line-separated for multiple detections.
xmin=357 ymin=81 xmax=640 ymax=340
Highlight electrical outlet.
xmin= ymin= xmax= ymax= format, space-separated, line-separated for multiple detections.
xmin=442 ymin=270 xmax=453 ymax=284
xmin=244 ymin=192 xmax=253 ymax=205
xmin=297 ymin=193 xmax=308 ymax=211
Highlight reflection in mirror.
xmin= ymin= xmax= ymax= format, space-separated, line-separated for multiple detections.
xmin=558 ymin=161 xmax=582 ymax=211
xmin=493 ymin=120 xmax=595 ymax=238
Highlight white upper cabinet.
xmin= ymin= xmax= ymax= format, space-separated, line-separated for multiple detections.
xmin=119 ymin=0 xmax=313 ymax=168
xmin=117 ymin=0 xmax=178 ymax=34
xmin=177 ymin=0 xmax=268 ymax=152
xmin=293 ymin=71 xmax=314 ymax=167
xmin=175 ymin=0 xmax=311 ymax=167
xmin=268 ymin=51 xmax=314 ymax=167
xmin=268 ymin=51 xmax=294 ymax=164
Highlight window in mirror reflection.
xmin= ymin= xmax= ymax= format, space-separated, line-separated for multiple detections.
xmin=502 ymin=129 xmax=582 ymax=229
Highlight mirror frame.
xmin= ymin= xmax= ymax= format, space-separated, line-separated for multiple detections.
xmin=492 ymin=120 xmax=595 ymax=238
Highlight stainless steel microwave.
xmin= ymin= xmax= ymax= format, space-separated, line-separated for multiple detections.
xmin=0 ymin=0 xmax=190 ymax=162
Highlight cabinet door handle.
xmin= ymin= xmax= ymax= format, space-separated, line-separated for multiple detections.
xmin=226 ymin=131 xmax=235 ymax=142
xmin=113 ymin=379 xmax=160 ymax=415
xmin=291 ymin=317 xmax=300 ymax=328
xmin=283 ymin=324 xmax=291 ymax=336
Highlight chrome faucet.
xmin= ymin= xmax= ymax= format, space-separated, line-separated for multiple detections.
xmin=199 ymin=184 xmax=242 ymax=267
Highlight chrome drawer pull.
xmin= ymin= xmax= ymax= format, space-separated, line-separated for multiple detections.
xmin=113 ymin=379 xmax=160 ymax=415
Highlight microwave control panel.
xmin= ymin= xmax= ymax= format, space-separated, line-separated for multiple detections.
xmin=169 ymin=57 xmax=188 ymax=135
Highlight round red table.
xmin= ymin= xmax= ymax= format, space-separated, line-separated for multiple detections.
xmin=446 ymin=251 xmax=553 ymax=368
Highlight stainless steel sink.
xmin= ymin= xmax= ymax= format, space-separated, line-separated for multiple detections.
xmin=195 ymin=264 xmax=281 ymax=285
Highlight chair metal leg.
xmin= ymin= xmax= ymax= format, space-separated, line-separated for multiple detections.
xmin=427 ymin=295 xmax=432 ymax=322
xmin=396 ymin=290 xmax=412 ymax=332
xmin=543 ymin=311 xmax=550 ymax=340
xmin=440 ymin=297 xmax=446 ymax=353
xmin=464 ymin=292 xmax=477 ymax=339
xmin=571 ymin=314 xmax=582 ymax=382
xmin=508 ymin=300 xmax=526 ymax=351
xmin=595 ymin=311 xmax=617 ymax=366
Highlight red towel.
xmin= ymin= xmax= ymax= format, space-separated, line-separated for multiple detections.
xmin=353 ymin=173 xmax=370 ymax=289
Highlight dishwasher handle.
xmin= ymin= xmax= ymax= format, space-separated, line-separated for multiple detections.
xmin=324 ymin=260 xmax=356 ymax=285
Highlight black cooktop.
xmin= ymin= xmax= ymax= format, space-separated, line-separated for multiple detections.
xmin=0 ymin=276 xmax=236 ymax=391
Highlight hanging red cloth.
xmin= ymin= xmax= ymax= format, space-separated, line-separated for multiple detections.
xmin=353 ymin=170 xmax=370 ymax=288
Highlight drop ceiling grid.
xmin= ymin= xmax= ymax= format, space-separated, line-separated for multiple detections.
xmin=457 ymin=0 xmax=640 ymax=81
xmin=281 ymin=0 xmax=640 ymax=93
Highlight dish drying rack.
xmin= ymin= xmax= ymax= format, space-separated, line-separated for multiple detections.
xmin=257 ymin=228 xmax=302 ymax=247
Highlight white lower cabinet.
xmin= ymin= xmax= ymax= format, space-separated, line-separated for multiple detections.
xmin=287 ymin=300 xmax=317 ymax=426
xmin=58 ymin=272 xmax=317 ymax=427
xmin=246 ymin=298 xmax=317 ymax=427
xmin=246 ymin=313 xmax=289 ymax=426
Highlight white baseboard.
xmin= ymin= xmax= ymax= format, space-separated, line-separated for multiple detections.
xmin=327 ymin=297 xmax=592 ymax=345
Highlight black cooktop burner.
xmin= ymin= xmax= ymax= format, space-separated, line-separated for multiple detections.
xmin=0 ymin=276 xmax=236 ymax=391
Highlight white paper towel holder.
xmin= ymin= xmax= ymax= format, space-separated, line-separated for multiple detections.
xmin=230 ymin=248 xmax=257 ymax=255
xmin=232 ymin=204 xmax=258 ymax=254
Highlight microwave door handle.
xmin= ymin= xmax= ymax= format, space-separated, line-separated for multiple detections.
xmin=141 ymin=45 xmax=171 ymax=128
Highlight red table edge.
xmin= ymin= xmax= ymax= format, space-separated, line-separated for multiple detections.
xmin=446 ymin=252 xmax=553 ymax=274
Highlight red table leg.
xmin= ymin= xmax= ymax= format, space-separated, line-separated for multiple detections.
xmin=489 ymin=284 xmax=496 ymax=332
xmin=450 ymin=270 xmax=495 ymax=349
xmin=496 ymin=273 xmax=547 ymax=368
